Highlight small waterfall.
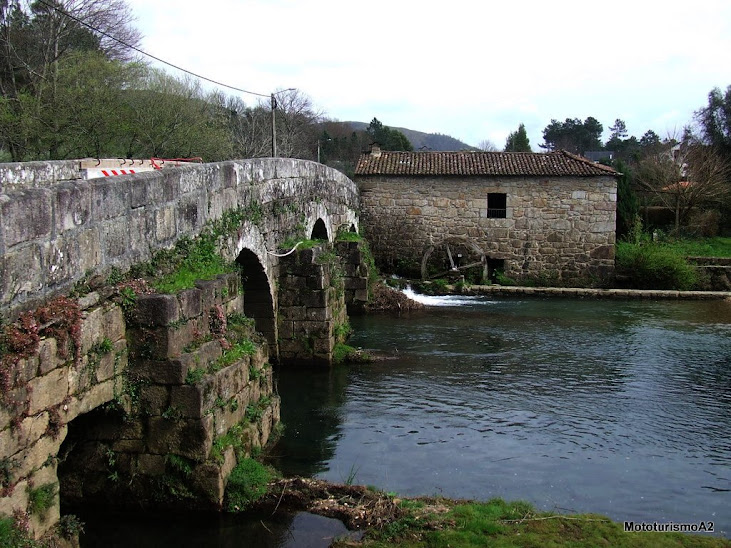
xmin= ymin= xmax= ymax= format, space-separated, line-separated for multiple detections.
xmin=401 ymin=286 xmax=489 ymax=307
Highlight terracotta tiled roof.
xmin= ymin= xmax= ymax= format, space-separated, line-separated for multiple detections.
xmin=354 ymin=150 xmax=619 ymax=177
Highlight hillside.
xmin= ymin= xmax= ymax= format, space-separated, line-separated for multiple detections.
xmin=345 ymin=121 xmax=477 ymax=151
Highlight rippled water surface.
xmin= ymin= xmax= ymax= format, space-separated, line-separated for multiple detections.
xmin=272 ymin=297 xmax=731 ymax=536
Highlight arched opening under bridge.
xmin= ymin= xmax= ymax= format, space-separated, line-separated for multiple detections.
xmin=235 ymin=249 xmax=276 ymax=354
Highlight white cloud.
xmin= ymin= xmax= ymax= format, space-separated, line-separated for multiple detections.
xmin=125 ymin=0 xmax=731 ymax=149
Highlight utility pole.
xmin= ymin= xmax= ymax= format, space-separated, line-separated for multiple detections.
xmin=271 ymin=93 xmax=277 ymax=157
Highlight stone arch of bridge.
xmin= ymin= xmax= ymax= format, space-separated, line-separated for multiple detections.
xmin=310 ymin=218 xmax=328 ymax=240
xmin=236 ymin=248 xmax=277 ymax=358
xmin=234 ymin=226 xmax=278 ymax=359
xmin=302 ymin=202 xmax=360 ymax=243
xmin=421 ymin=236 xmax=488 ymax=280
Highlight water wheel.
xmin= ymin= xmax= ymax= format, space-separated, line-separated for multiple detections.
xmin=421 ymin=237 xmax=488 ymax=281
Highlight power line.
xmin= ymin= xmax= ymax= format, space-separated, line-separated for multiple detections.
xmin=33 ymin=0 xmax=279 ymax=99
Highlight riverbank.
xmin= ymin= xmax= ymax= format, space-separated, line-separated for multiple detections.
xmin=252 ymin=477 xmax=730 ymax=547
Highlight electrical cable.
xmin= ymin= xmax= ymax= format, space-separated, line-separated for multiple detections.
xmin=32 ymin=0 xmax=283 ymax=98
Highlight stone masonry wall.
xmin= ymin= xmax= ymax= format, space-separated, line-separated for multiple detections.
xmin=278 ymin=246 xmax=349 ymax=366
xmin=358 ymin=175 xmax=617 ymax=281
xmin=60 ymin=272 xmax=279 ymax=511
xmin=0 ymin=158 xmax=360 ymax=314
xmin=0 ymin=291 xmax=127 ymax=538
xmin=1 ymin=272 xmax=280 ymax=539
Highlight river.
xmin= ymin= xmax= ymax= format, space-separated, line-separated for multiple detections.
xmin=78 ymin=295 xmax=731 ymax=544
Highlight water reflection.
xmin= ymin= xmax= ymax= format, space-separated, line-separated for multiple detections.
xmin=274 ymin=297 xmax=731 ymax=536
xmin=76 ymin=509 xmax=350 ymax=548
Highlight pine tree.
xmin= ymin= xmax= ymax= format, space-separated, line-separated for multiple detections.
xmin=504 ymin=123 xmax=531 ymax=152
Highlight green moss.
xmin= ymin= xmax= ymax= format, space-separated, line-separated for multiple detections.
xmin=0 ymin=517 xmax=40 ymax=548
xmin=211 ymin=340 xmax=256 ymax=372
xmin=335 ymin=229 xmax=362 ymax=242
xmin=185 ymin=367 xmax=206 ymax=385
xmin=27 ymin=482 xmax=56 ymax=518
xmin=166 ymin=454 xmax=194 ymax=477
xmin=224 ymin=458 xmax=272 ymax=512
xmin=333 ymin=342 xmax=371 ymax=364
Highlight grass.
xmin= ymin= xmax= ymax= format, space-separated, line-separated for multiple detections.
xmin=27 ymin=482 xmax=57 ymax=520
xmin=657 ymin=236 xmax=731 ymax=258
xmin=224 ymin=458 xmax=273 ymax=512
xmin=152 ymin=237 xmax=234 ymax=293
xmin=0 ymin=517 xmax=39 ymax=548
xmin=210 ymin=339 xmax=256 ymax=372
xmin=348 ymin=497 xmax=731 ymax=548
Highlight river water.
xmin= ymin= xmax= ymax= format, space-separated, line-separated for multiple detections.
xmin=271 ymin=295 xmax=731 ymax=537
xmin=78 ymin=295 xmax=731 ymax=544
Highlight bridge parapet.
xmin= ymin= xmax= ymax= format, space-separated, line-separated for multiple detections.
xmin=0 ymin=158 xmax=359 ymax=315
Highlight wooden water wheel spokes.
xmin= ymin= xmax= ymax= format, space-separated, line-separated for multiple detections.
xmin=420 ymin=236 xmax=488 ymax=280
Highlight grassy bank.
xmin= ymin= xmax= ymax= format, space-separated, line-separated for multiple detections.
xmin=657 ymin=236 xmax=731 ymax=258
xmin=336 ymin=496 xmax=730 ymax=548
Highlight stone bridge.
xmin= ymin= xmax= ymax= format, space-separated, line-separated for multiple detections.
xmin=0 ymin=158 xmax=368 ymax=540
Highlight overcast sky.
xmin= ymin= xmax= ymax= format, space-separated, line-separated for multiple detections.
xmin=125 ymin=0 xmax=731 ymax=150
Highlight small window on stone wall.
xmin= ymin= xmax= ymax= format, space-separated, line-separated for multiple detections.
xmin=487 ymin=193 xmax=507 ymax=218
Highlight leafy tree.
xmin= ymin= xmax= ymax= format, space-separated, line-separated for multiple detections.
xmin=540 ymin=117 xmax=603 ymax=155
xmin=614 ymin=159 xmax=640 ymax=240
xmin=123 ymin=70 xmax=232 ymax=161
xmin=609 ymin=119 xmax=627 ymax=139
xmin=0 ymin=0 xmax=141 ymax=159
xmin=695 ymin=85 xmax=731 ymax=158
xmin=366 ymin=117 xmax=413 ymax=151
xmin=504 ymin=123 xmax=531 ymax=152
xmin=605 ymin=119 xmax=627 ymax=149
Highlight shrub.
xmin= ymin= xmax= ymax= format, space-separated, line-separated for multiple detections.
xmin=615 ymin=242 xmax=697 ymax=290
xmin=224 ymin=458 xmax=272 ymax=511
xmin=0 ymin=517 xmax=38 ymax=548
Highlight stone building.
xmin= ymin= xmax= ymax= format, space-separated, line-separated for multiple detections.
xmin=355 ymin=147 xmax=619 ymax=282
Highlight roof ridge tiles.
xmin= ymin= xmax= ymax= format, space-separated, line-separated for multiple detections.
xmin=354 ymin=150 xmax=619 ymax=177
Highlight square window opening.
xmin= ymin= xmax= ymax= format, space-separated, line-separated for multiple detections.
xmin=487 ymin=193 xmax=507 ymax=218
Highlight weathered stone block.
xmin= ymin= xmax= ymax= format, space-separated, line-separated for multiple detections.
xmin=137 ymin=454 xmax=166 ymax=476
xmin=169 ymin=376 xmax=216 ymax=419
xmin=134 ymin=294 xmax=180 ymax=327
xmin=195 ymin=279 xmax=220 ymax=309
xmin=306 ymin=307 xmax=331 ymax=321
xmin=0 ymin=478 xmax=29 ymax=519
xmin=146 ymin=415 xmax=214 ymax=462
xmin=177 ymin=288 xmax=202 ymax=319
xmin=91 ymin=178 xmax=130 ymax=222
xmin=2 ymin=188 xmax=52 ymax=247
xmin=102 ymin=305 xmax=125 ymax=342
xmin=14 ymin=427 xmax=67 ymax=480
xmin=279 ymin=306 xmax=307 ymax=321
xmin=27 ymin=367 xmax=69 ymax=415
xmin=140 ymin=385 xmax=170 ymax=416
xmin=0 ymin=411 xmax=49 ymax=458
xmin=0 ymin=245 xmax=43 ymax=307
xmin=62 ymin=379 xmax=115 ymax=423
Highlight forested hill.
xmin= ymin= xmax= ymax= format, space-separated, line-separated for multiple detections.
xmin=345 ymin=122 xmax=477 ymax=151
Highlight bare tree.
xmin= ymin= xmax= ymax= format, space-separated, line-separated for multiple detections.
xmin=477 ymin=139 xmax=499 ymax=152
xmin=271 ymin=88 xmax=323 ymax=159
xmin=226 ymin=96 xmax=272 ymax=159
xmin=636 ymin=142 xmax=731 ymax=232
